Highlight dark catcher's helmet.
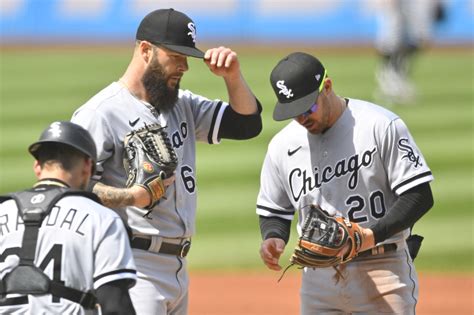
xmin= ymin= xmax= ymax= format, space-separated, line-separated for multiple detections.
xmin=29 ymin=121 xmax=97 ymax=165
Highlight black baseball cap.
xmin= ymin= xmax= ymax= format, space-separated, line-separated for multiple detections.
xmin=270 ymin=52 xmax=327 ymax=121
xmin=136 ymin=8 xmax=205 ymax=59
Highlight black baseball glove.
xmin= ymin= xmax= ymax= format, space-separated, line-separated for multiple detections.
xmin=123 ymin=123 xmax=178 ymax=209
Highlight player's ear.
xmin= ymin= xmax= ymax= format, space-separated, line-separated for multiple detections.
xmin=139 ymin=41 xmax=154 ymax=64
xmin=322 ymin=77 xmax=333 ymax=94
xmin=33 ymin=160 xmax=42 ymax=178
xmin=83 ymin=158 xmax=93 ymax=178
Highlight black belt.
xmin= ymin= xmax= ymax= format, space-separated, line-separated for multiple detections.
xmin=357 ymin=243 xmax=398 ymax=258
xmin=131 ymin=237 xmax=191 ymax=258
xmin=0 ymin=296 xmax=28 ymax=306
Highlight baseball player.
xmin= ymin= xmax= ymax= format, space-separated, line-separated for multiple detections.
xmin=71 ymin=8 xmax=262 ymax=315
xmin=257 ymin=52 xmax=434 ymax=314
xmin=0 ymin=121 xmax=137 ymax=315
xmin=371 ymin=0 xmax=446 ymax=104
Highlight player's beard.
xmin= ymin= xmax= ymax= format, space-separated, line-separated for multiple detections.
xmin=142 ymin=56 xmax=179 ymax=112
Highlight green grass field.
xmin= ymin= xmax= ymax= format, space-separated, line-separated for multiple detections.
xmin=0 ymin=46 xmax=472 ymax=273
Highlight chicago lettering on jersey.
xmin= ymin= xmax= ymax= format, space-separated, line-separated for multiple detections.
xmin=0 ymin=206 xmax=90 ymax=236
xmin=171 ymin=121 xmax=188 ymax=149
xmin=289 ymin=147 xmax=377 ymax=202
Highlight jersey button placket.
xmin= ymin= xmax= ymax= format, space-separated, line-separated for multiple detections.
xmin=323 ymin=149 xmax=330 ymax=200
xmin=319 ymin=137 xmax=330 ymax=202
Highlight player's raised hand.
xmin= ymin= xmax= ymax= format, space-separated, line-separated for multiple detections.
xmin=260 ymin=238 xmax=286 ymax=271
xmin=203 ymin=46 xmax=240 ymax=79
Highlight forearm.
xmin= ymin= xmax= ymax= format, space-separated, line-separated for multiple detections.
xmin=96 ymin=280 xmax=136 ymax=315
xmin=224 ymin=72 xmax=258 ymax=115
xmin=259 ymin=215 xmax=292 ymax=244
xmin=92 ymin=182 xmax=148 ymax=209
xmin=369 ymin=182 xmax=434 ymax=244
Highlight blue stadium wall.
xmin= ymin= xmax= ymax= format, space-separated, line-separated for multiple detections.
xmin=0 ymin=0 xmax=472 ymax=45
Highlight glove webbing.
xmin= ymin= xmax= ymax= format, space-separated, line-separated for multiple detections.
xmin=142 ymin=126 xmax=176 ymax=170
xmin=144 ymin=132 xmax=169 ymax=165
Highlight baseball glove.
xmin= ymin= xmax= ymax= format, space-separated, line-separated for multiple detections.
xmin=123 ymin=123 xmax=178 ymax=209
xmin=290 ymin=205 xmax=363 ymax=269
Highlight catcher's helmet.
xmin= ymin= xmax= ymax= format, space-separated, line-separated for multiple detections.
xmin=29 ymin=121 xmax=97 ymax=164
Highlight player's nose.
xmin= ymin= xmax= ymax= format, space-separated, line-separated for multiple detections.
xmin=177 ymin=57 xmax=189 ymax=72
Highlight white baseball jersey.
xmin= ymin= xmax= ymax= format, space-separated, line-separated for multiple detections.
xmin=257 ymin=98 xmax=433 ymax=244
xmin=0 ymin=192 xmax=137 ymax=314
xmin=71 ymin=82 xmax=228 ymax=238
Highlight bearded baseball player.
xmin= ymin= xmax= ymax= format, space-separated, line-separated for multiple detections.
xmin=0 ymin=121 xmax=136 ymax=314
xmin=256 ymin=52 xmax=434 ymax=314
xmin=71 ymin=8 xmax=262 ymax=315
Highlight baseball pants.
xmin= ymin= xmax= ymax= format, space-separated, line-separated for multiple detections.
xmin=130 ymin=249 xmax=189 ymax=315
xmin=300 ymin=246 xmax=418 ymax=315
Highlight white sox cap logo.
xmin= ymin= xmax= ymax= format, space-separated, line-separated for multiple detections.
xmin=187 ymin=22 xmax=197 ymax=43
xmin=276 ymin=80 xmax=294 ymax=99
xmin=48 ymin=122 xmax=62 ymax=138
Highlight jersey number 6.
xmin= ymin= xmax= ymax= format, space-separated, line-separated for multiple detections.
xmin=180 ymin=165 xmax=196 ymax=194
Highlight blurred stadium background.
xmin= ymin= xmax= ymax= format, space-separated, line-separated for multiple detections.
xmin=0 ymin=0 xmax=472 ymax=274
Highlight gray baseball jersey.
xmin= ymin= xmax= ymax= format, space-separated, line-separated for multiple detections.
xmin=256 ymin=98 xmax=433 ymax=244
xmin=71 ymin=82 xmax=228 ymax=238
xmin=0 ymin=194 xmax=136 ymax=314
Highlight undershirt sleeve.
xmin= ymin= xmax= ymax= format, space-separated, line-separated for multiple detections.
xmin=370 ymin=182 xmax=434 ymax=244
xmin=259 ymin=215 xmax=292 ymax=244
xmin=218 ymin=98 xmax=262 ymax=140
xmin=96 ymin=280 xmax=136 ymax=315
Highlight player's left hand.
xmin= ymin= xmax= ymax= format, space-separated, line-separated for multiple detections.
xmin=203 ymin=47 xmax=240 ymax=79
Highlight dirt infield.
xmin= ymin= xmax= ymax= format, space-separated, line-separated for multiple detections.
xmin=188 ymin=272 xmax=473 ymax=315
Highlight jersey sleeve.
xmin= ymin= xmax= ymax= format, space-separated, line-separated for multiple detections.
xmin=185 ymin=91 xmax=228 ymax=144
xmin=256 ymin=148 xmax=295 ymax=221
xmin=93 ymin=215 xmax=136 ymax=289
xmin=71 ymin=108 xmax=114 ymax=181
xmin=380 ymin=118 xmax=434 ymax=195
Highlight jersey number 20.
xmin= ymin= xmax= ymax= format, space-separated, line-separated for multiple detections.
xmin=346 ymin=190 xmax=386 ymax=223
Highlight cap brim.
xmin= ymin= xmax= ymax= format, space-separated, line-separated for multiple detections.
xmin=272 ymin=89 xmax=319 ymax=121
xmin=163 ymin=44 xmax=205 ymax=58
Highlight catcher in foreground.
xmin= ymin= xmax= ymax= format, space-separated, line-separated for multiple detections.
xmin=123 ymin=123 xmax=178 ymax=209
